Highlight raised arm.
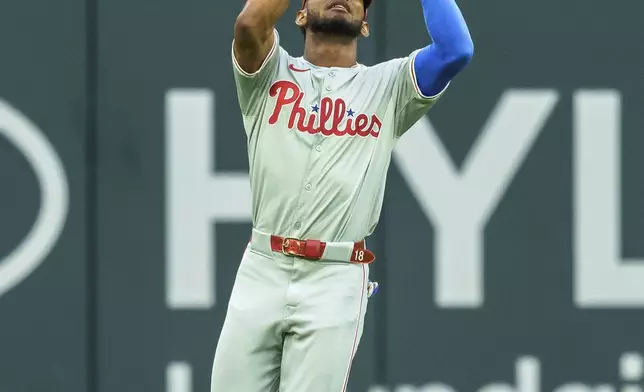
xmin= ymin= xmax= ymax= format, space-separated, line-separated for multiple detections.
xmin=414 ymin=0 xmax=474 ymax=97
xmin=234 ymin=0 xmax=290 ymax=74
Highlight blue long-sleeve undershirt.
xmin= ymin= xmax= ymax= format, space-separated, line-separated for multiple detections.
xmin=413 ymin=0 xmax=474 ymax=97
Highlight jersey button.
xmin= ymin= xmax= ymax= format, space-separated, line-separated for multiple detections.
xmin=305 ymin=183 xmax=312 ymax=191
xmin=294 ymin=222 xmax=302 ymax=229
xmin=315 ymin=145 xmax=322 ymax=152
xmin=325 ymin=86 xmax=332 ymax=92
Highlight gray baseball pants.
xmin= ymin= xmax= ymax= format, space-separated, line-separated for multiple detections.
xmin=210 ymin=230 xmax=370 ymax=392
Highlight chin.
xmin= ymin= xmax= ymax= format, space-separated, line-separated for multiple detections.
xmin=324 ymin=12 xmax=351 ymax=22
xmin=307 ymin=13 xmax=363 ymax=38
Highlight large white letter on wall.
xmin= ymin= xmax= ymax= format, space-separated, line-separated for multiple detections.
xmin=165 ymin=89 xmax=251 ymax=309
xmin=394 ymin=90 xmax=558 ymax=307
xmin=574 ymin=90 xmax=644 ymax=307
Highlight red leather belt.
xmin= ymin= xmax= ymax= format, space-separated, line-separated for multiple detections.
xmin=269 ymin=235 xmax=375 ymax=264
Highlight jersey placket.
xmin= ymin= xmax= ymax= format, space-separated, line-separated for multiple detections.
xmin=288 ymin=71 xmax=335 ymax=239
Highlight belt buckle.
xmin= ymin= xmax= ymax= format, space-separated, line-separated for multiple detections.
xmin=281 ymin=237 xmax=301 ymax=256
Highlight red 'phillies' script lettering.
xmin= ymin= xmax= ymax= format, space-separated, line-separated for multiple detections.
xmin=268 ymin=80 xmax=381 ymax=138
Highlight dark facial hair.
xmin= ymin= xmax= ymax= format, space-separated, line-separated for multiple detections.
xmin=306 ymin=11 xmax=363 ymax=39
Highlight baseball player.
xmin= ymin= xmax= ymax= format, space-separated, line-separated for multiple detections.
xmin=211 ymin=0 xmax=473 ymax=390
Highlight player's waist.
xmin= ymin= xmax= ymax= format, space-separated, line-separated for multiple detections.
xmin=249 ymin=228 xmax=376 ymax=264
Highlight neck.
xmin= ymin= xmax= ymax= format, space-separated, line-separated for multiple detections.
xmin=303 ymin=33 xmax=358 ymax=68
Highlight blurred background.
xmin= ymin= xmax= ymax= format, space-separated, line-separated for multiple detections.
xmin=1 ymin=0 xmax=644 ymax=391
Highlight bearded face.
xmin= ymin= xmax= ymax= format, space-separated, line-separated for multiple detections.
xmin=299 ymin=0 xmax=367 ymax=39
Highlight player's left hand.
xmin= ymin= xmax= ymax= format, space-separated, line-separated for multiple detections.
xmin=367 ymin=281 xmax=379 ymax=298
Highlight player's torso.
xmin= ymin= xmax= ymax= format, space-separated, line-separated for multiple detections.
xmin=246 ymin=50 xmax=398 ymax=242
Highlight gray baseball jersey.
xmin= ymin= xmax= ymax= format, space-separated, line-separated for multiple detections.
xmin=232 ymin=29 xmax=447 ymax=243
